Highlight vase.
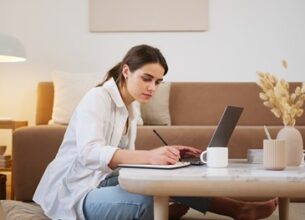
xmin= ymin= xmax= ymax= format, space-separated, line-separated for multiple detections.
xmin=276 ymin=126 xmax=303 ymax=166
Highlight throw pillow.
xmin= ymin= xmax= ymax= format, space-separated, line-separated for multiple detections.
xmin=140 ymin=82 xmax=171 ymax=125
xmin=50 ymin=71 xmax=144 ymax=125
xmin=51 ymin=71 xmax=104 ymax=125
xmin=0 ymin=200 xmax=50 ymax=220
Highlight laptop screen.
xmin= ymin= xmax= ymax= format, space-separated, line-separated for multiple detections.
xmin=207 ymin=106 xmax=243 ymax=147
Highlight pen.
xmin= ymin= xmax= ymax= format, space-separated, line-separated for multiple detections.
xmin=153 ymin=129 xmax=168 ymax=145
xmin=153 ymin=129 xmax=181 ymax=161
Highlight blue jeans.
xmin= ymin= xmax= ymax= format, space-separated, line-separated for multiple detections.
xmin=83 ymin=169 xmax=210 ymax=220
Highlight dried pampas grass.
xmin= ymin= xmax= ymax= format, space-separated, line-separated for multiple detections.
xmin=257 ymin=62 xmax=305 ymax=126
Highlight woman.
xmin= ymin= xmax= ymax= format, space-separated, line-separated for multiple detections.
xmin=34 ymin=44 xmax=277 ymax=220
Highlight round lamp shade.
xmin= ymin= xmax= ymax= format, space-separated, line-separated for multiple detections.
xmin=0 ymin=34 xmax=26 ymax=62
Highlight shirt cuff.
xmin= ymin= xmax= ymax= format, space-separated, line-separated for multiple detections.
xmin=99 ymin=146 xmax=119 ymax=172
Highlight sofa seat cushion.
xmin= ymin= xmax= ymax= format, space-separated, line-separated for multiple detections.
xmin=0 ymin=200 xmax=50 ymax=220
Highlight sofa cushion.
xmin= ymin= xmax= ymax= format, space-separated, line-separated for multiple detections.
xmin=51 ymin=70 xmax=104 ymax=125
xmin=50 ymin=72 xmax=144 ymax=126
xmin=0 ymin=200 xmax=49 ymax=220
xmin=141 ymin=82 xmax=171 ymax=125
xmin=169 ymin=82 xmax=305 ymax=126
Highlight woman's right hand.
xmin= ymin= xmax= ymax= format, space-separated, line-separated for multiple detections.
xmin=148 ymin=146 xmax=181 ymax=165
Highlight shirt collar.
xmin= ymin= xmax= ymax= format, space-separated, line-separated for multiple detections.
xmin=103 ymin=78 xmax=139 ymax=120
xmin=103 ymin=78 xmax=125 ymax=108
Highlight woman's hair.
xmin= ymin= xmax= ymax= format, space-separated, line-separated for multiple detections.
xmin=97 ymin=44 xmax=168 ymax=87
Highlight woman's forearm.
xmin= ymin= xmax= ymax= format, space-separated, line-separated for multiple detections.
xmin=108 ymin=145 xmax=185 ymax=169
xmin=108 ymin=149 xmax=150 ymax=169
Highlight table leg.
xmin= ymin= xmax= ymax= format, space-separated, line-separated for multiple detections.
xmin=278 ymin=197 xmax=289 ymax=220
xmin=154 ymin=196 xmax=169 ymax=220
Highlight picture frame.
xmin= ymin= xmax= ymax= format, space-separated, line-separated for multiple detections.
xmin=89 ymin=0 xmax=208 ymax=32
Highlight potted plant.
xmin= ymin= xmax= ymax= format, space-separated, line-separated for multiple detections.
xmin=257 ymin=61 xmax=305 ymax=166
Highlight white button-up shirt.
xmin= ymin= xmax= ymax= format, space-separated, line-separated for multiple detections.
xmin=33 ymin=78 xmax=139 ymax=220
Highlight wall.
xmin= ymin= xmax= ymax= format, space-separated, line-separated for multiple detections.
xmin=0 ymin=0 xmax=305 ymax=152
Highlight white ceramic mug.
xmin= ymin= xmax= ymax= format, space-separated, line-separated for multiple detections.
xmin=200 ymin=147 xmax=228 ymax=168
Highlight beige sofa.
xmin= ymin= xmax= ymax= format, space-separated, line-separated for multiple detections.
xmin=2 ymin=81 xmax=305 ymax=219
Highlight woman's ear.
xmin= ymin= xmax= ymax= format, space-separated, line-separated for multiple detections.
xmin=122 ymin=64 xmax=130 ymax=79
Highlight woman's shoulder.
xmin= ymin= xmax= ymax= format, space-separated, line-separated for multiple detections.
xmin=79 ymin=87 xmax=112 ymax=107
xmin=86 ymin=86 xmax=110 ymax=98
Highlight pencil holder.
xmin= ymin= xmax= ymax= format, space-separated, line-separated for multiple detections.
xmin=263 ymin=139 xmax=286 ymax=170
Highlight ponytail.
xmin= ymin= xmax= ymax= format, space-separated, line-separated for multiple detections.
xmin=97 ymin=62 xmax=124 ymax=87
xmin=97 ymin=44 xmax=168 ymax=87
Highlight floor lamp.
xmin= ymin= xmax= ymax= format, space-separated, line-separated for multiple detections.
xmin=0 ymin=34 xmax=26 ymax=199
xmin=0 ymin=33 xmax=26 ymax=151
xmin=0 ymin=33 xmax=26 ymax=147
xmin=0 ymin=34 xmax=26 ymax=62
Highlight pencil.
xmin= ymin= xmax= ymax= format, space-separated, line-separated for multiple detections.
xmin=264 ymin=125 xmax=272 ymax=140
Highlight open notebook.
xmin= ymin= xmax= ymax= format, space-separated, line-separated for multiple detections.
xmin=118 ymin=161 xmax=191 ymax=169
xmin=118 ymin=105 xmax=243 ymax=169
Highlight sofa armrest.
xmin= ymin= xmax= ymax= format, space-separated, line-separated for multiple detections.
xmin=12 ymin=125 xmax=66 ymax=201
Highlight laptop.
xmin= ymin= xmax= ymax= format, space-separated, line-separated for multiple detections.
xmin=118 ymin=105 xmax=243 ymax=169
xmin=184 ymin=105 xmax=243 ymax=165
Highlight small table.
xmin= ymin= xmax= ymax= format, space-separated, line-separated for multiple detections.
xmin=0 ymin=120 xmax=28 ymax=132
xmin=119 ymin=161 xmax=305 ymax=220
xmin=0 ymin=119 xmax=28 ymax=198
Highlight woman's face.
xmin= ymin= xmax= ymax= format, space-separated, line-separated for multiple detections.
xmin=122 ymin=63 xmax=165 ymax=104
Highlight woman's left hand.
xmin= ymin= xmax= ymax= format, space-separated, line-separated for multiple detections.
xmin=171 ymin=145 xmax=202 ymax=158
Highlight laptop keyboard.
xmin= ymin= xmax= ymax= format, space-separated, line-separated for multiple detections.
xmin=181 ymin=157 xmax=204 ymax=166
